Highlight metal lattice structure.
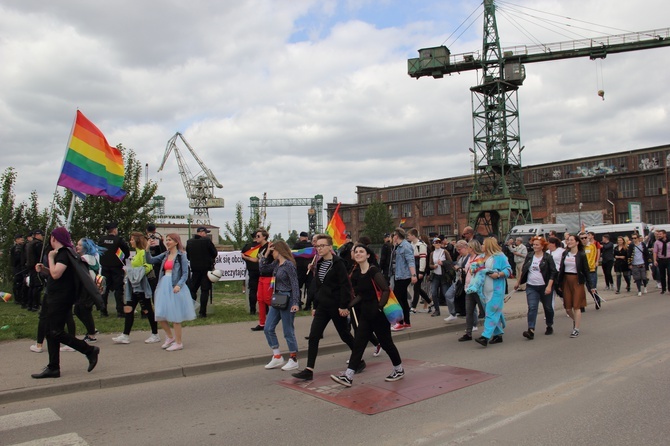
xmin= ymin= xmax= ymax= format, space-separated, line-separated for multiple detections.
xmin=157 ymin=132 xmax=224 ymax=226
xmin=249 ymin=194 xmax=324 ymax=234
xmin=408 ymin=0 xmax=670 ymax=237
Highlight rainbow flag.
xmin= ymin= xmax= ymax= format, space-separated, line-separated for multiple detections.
xmin=291 ymin=247 xmax=315 ymax=259
xmin=243 ymin=245 xmax=260 ymax=258
xmin=57 ymin=110 xmax=127 ymax=202
xmin=399 ymin=218 xmax=406 ymax=227
xmin=326 ymin=203 xmax=347 ymax=249
xmin=115 ymin=248 xmax=125 ymax=263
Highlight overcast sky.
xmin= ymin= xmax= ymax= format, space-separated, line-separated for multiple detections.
xmin=2 ymin=0 xmax=669 ymax=238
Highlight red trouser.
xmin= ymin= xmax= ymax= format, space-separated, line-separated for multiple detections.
xmin=257 ymin=276 xmax=273 ymax=326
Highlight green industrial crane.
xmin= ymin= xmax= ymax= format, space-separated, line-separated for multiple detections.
xmin=408 ymin=0 xmax=670 ymax=238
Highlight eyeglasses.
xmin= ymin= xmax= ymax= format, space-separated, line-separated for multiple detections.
xmin=315 ymin=244 xmax=330 ymax=249
xmin=254 ymin=235 xmax=262 ymax=239
xmin=579 ymin=237 xmax=587 ymax=240
xmin=631 ymin=236 xmax=638 ymax=239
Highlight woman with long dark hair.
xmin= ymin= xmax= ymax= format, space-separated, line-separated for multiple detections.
xmin=556 ymin=234 xmax=593 ymax=338
xmin=613 ymin=236 xmax=631 ymax=293
xmin=330 ymin=244 xmax=404 ymax=387
xmin=146 ymin=233 xmax=195 ymax=351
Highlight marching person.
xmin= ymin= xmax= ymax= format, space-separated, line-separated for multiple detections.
xmin=31 ymin=227 xmax=100 ymax=379
xmin=556 ymin=234 xmax=593 ymax=338
xmin=98 ymin=221 xmax=130 ymax=318
xmin=331 ymin=244 xmax=405 ymax=387
xmin=515 ymin=237 xmax=557 ymax=339
xmin=259 ymin=241 xmax=301 ymax=371
xmin=146 ymin=233 xmax=195 ymax=351
xmin=613 ymin=236 xmax=631 ymax=293
xmin=292 ymin=234 xmax=357 ymax=381
xmin=628 ymin=233 xmax=650 ymax=296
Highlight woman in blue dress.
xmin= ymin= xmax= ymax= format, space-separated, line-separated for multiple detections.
xmin=146 ymin=233 xmax=195 ymax=351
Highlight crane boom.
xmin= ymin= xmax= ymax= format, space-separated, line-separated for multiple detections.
xmin=409 ymin=28 xmax=670 ymax=79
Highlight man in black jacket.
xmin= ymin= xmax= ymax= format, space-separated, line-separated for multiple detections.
xmin=292 ymin=234 xmax=358 ymax=381
xmin=379 ymin=233 xmax=393 ymax=282
xmin=26 ymin=230 xmax=45 ymax=312
xmin=186 ymin=227 xmax=218 ymax=318
xmin=11 ymin=234 xmax=25 ymax=306
xmin=98 ymin=221 xmax=130 ymax=318
xmin=292 ymin=231 xmax=312 ymax=306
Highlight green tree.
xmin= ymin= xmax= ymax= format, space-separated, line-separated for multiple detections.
xmin=223 ymin=202 xmax=246 ymax=249
xmin=54 ymin=145 xmax=158 ymax=242
xmin=285 ymin=229 xmax=298 ymax=246
xmin=362 ymin=200 xmax=394 ymax=244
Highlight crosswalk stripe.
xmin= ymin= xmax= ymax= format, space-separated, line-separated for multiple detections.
xmin=8 ymin=432 xmax=88 ymax=446
xmin=0 ymin=408 xmax=60 ymax=432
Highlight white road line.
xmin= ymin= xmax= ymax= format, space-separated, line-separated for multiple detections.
xmin=8 ymin=432 xmax=89 ymax=446
xmin=0 ymin=408 xmax=60 ymax=433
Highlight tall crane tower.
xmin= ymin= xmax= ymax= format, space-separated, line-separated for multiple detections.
xmin=408 ymin=0 xmax=670 ymax=237
xmin=157 ymin=132 xmax=224 ymax=226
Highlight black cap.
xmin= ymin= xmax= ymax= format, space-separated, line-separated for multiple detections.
xmin=33 ymin=230 xmax=43 ymax=236
xmin=197 ymin=227 xmax=210 ymax=233
xmin=146 ymin=223 xmax=156 ymax=232
xmin=383 ymin=233 xmax=390 ymax=238
xmin=27 ymin=231 xmax=33 ymax=237
xmin=14 ymin=233 xmax=23 ymax=239
xmin=105 ymin=221 xmax=118 ymax=230
xmin=299 ymin=231 xmax=308 ymax=237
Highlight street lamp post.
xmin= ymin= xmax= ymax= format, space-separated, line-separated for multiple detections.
xmin=578 ymin=202 xmax=583 ymax=231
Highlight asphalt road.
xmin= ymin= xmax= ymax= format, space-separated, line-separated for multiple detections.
xmin=2 ymin=292 xmax=669 ymax=446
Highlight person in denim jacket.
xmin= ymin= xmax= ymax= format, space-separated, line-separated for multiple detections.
xmin=391 ymin=228 xmax=417 ymax=331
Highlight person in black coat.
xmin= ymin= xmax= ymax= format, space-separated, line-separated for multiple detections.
xmin=292 ymin=234 xmax=357 ymax=381
xmin=556 ymin=234 xmax=593 ymax=338
xmin=186 ymin=227 xmax=218 ymax=317
xmin=292 ymin=231 xmax=312 ymax=306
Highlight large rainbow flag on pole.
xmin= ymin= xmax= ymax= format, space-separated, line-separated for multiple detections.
xmin=57 ymin=110 xmax=127 ymax=202
xmin=326 ymin=203 xmax=347 ymax=249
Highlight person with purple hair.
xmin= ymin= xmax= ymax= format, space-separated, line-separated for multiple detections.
xmin=31 ymin=227 xmax=100 ymax=379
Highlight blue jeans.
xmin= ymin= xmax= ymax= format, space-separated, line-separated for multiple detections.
xmin=435 ymin=279 xmax=455 ymax=316
xmin=525 ymin=284 xmax=554 ymax=329
xmin=264 ymin=306 xmax=298 ymax=353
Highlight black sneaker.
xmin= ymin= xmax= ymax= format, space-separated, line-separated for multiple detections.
xmin=522 ymin=328 xmax=535 ymax=340
xmin=385 ymin=369 xmax=405 ymax=382
xmin=474 ymin=336 xmax=488 ymax=347
xmin=330 ymin=374 xmax=352 ymax=387
xmin=250 ymin=325 xmax=264 ymax=332
xmin=292 ymin=369 xmax=313 ymax=380
xmin=83 ymin=335 xmax=97 ymax=343
xmin=489 ymin=335 xmax=503 ymax=344
xmin=545 ymin=326 xmax=554 ymax=335
xmin=458 ymin=334 xmax=472 ymax=342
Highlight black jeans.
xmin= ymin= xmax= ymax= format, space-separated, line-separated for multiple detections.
xmin=657 ymin=259 xmax=670 ymax=292
xmin=102 ymin=267 xmax=125 ymax=315
xmin=190 ymin=269 xmax=212 ymax=315
xmin=394 ymin=278 xmax=411 ymax=324
xmin=602 ymin=260 xmax=614 ymax=288
xmin=306 ymin=306 xmax=355 ymax=369
xmin=247 ymin=272 xmax=259 ymax=315
xmin=347 ymin=310 xmax=401 ymax=372
xmin=73 ymin=303 xmax=96 ymax=335
xmin=123 ymin=292 xmax=158 ymax=335
xmin=46 ymin=298 xmax=95 ymax=370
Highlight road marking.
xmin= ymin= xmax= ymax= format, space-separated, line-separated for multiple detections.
xmin=9 ymin=432 xmax=88 ymax=445
xmin=0 ymin=408 xmax=60 ymax=432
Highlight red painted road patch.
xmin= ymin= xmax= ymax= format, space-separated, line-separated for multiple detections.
xmin=278 ymin=358 xmax=497 ymax=414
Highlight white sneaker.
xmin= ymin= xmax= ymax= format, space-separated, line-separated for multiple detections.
xmin=113 ymin=334 xmax=130 ymax=344
xmin=265 ymin=356 xmax=285 ymax=369
xmin=161 ymin=337 xmax=175 ymax=349
xmin=29 ymin=344 xmax=43 ymax=353
xmin=60 ymin=345 xmax=75 ymax=352
xmin=643 ymin=286 xmax=648 ymax=294
xmin=443 ymin=315 xmax=458 ymax=322
xmin=472 ymin=326 xmax=479 ymax=332
xmin=638 ymin=291 xmax=642 ymax=296
xmin=166 ymin=342 xmax=183 ymax=351
xmin=281 ymin=358 xmax=299 ymax=371
xmin=144 ymin=333 xmax=161 ymax=344
xmin=657 ymin=283 xmax=662 ymax=289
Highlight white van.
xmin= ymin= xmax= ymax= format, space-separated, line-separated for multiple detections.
xmin=506 ymin=224 xmax=568 ymax=245
xmin=585 ymin=222 xmax=649 ymax=243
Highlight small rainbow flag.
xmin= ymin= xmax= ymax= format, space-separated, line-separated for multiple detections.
xmin=1 ymin=292 xmax=12 ymax=303
xmin=57 ymin=111 xmax=127 ymax=202
xmin=326 ymin=203 xmax=347 ymax=249
xmin=270 ymin=276 xmax=275 ymax=289
xmin=116 ymin=248 xmax=125 ymax=263
xmin=399 ymin=218 xmax=406 ymax=227
xmin=291 ymin=247 xmax=315 ymax=259
xmin=243 ymin=245 xmax=260 ymax=258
